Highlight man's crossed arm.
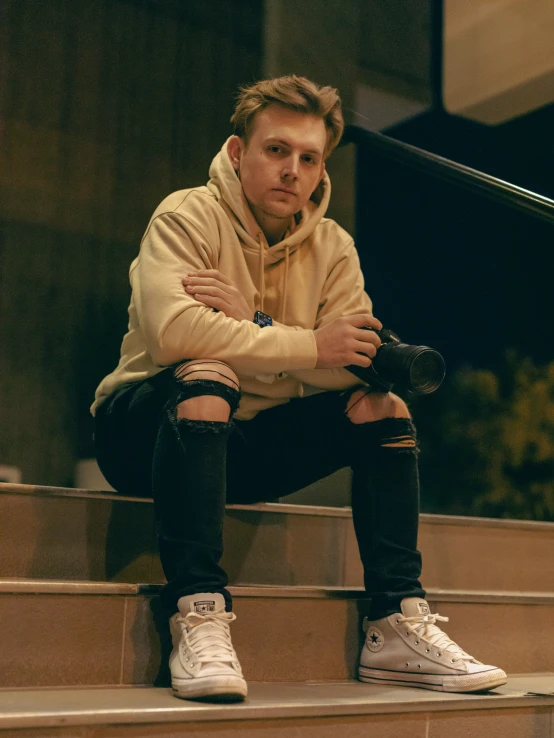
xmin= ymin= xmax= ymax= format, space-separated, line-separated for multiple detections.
xmin=181 ymin=269 xmax=382 ymax=379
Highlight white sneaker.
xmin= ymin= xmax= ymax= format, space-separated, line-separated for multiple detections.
xmin=169 ymin=592 xmax=247 ymax=701
xmin=359 ymin=597 xmax=507 ymax=693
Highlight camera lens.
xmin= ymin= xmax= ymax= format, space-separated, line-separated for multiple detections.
xmin=346 ymin=330 xmax=446 ymax=394
xmin=407 ymin=348 xmax=445 ymax=394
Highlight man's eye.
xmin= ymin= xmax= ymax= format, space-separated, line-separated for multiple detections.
xmin=268 ymin=146 xmax=281 ymax=153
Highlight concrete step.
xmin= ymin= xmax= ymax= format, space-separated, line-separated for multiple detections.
xmin=1 ymin=580 xmax=553 ymax=689
xmin=0 ymin=676 xmax=553 ymax=736
xmin=2 ymin=482 xmax=554 ymax=593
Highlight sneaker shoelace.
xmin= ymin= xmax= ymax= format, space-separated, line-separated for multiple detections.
xmin=176 ymin=608 xmax=238 ymax=666
xmin=396 ymin=613 xmax=477 ymax=665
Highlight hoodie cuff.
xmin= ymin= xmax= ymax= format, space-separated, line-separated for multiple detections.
xmin=282 ymin=328 xmax=318 ymax=371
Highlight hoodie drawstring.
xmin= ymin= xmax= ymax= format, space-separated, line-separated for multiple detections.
xmin=258 ymin=235 xmax=290 ymax=325
xmin=258 ymin=234 xmax=265 ymax=313
xmin=281 ymin=245 xmax=289 ymax=324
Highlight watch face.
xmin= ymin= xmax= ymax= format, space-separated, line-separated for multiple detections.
xmin=254 ymin=311 xmax=273 ymax=327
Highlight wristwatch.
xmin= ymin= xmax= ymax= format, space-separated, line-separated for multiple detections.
xmin=254 ymin=310 xmax=273 ymax=327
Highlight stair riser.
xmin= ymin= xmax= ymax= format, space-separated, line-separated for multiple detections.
xmin=0 ymin=592 xmax=552 ymax=689
xmin=3 ymin=492 xmax=554 ymax=593
xmin=344 ymin=517 xmax=554 ymax=592
xmin=2 ymin=708 xmax=553 ymax=738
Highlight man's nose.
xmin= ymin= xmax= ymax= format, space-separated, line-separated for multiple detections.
xmin=282 ymin=155 xmax=299 ymax=179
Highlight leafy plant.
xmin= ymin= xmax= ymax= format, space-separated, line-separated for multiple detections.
xmin=409 ymin=353 xmax=554 ymax=521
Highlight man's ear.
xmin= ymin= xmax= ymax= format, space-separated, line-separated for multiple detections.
xmin=227 ymin=136 xmax=243 ymax=171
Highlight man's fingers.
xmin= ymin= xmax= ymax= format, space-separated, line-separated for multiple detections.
xmin=183 ymin=275 xmax=233 ymax=296
xmin=346 ymin=350 xmax=371 ymax=366
xmin=191 ymin=293 xmax=226 ymax=310
xmin=354 ymin=327 xmax=381 ymax=349
xmin=185 ymin=284 xmax=232 ymax=302
xmin=188 ymin=269 xmax=233 ymax=286
xmin=353 ymin=339 xmax=378 ymax=358
xmin=348 ymin=353 xmax=373 ymax=368
xmin=183 ymin=276 xmax=228 ymax=288
xmin=347 ymin=314 xmax=383 ymax=331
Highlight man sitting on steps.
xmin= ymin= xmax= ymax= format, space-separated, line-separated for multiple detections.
xmin=91 ymin=75 xmax=507 ymax=702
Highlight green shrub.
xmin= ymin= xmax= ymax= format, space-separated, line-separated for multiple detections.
xmin=409 ymin=353 xmax=554 ymax=521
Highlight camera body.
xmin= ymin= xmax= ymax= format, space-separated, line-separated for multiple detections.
xmin=345 ymin=327 xmax=445 ymax=395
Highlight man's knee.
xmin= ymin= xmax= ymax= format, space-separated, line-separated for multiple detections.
xmin=345 ymin=389 xmax=417 ymax=449
xmin=346 ymin=388 xmax=411 ymax=425
xmin=173 ymin=360 xmax=241 ymax=422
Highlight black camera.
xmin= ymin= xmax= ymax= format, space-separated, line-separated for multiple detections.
xmin=346 ymin=327 xmax=445 ymax=395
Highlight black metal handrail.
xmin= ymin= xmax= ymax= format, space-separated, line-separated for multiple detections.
xmin=343 ymin=125 xmax=554 ymax=225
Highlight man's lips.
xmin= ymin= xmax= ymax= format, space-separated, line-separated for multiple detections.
xmin=272 ymin=187 xmax=297 ymax=195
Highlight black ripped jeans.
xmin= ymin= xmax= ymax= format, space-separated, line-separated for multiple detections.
xmin=93 ymin=368 xmax=425 ymax=618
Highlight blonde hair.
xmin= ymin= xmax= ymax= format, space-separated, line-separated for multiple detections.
xmin=230 ymin=75 xmax=344 ymax=159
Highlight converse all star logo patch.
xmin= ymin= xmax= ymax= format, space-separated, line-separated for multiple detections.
xmin=417 ymin=602 xmax=430 ymax=615
xmin=194 ymin=600 xmax=216 ymax=614
xmin=366 ymin=627 xmax=384 ymax=652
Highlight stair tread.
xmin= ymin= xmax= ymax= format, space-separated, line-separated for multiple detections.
xmin=2 ymin=578 xmax=554 ymax=605
xmin=0 ymin=675 xmax=553 ymax=730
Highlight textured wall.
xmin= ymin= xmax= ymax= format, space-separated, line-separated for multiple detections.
xmin=358 ymin=0 xmax=434 ymax=104
xmin=263 ymin=0 xmax=360 ymax=234
xmin=0 ymin=0 xmax=262 ymax=484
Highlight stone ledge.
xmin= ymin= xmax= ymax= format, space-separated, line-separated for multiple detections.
xmin=2 ymin=579 xmax=554 ymax=607
xmin=0 ymin=677 xmax=552 ymax=730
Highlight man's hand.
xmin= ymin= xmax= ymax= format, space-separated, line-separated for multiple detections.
xmin=314 ymin=314 xmax=383 ymax=369
xmin=182 ymin=269 xmax=252 ymax=322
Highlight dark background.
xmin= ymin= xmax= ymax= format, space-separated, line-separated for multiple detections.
xmin=355 ymin=130 xmax=553 ymax=373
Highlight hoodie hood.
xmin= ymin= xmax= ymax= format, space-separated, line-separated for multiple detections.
xmin=206 ymin=137 xmax=331 ymax=321
xmin=207 ymin=137 xmax=331 ymax=261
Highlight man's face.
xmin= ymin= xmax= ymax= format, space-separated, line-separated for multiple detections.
xmin=228 ymin=104 xmax=327 ymax=229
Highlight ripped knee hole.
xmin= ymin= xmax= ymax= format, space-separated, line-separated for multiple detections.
xmin=174 ymin=363 xmax=240 ymax=390
xmin=381 ymin=435 xmax=417 ymax=448
xmin=172 ymin=377 xmax=242 ymax=419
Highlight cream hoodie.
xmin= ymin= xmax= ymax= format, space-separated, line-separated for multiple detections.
xmin=92 ymin=138 xmax=373 ymax=420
